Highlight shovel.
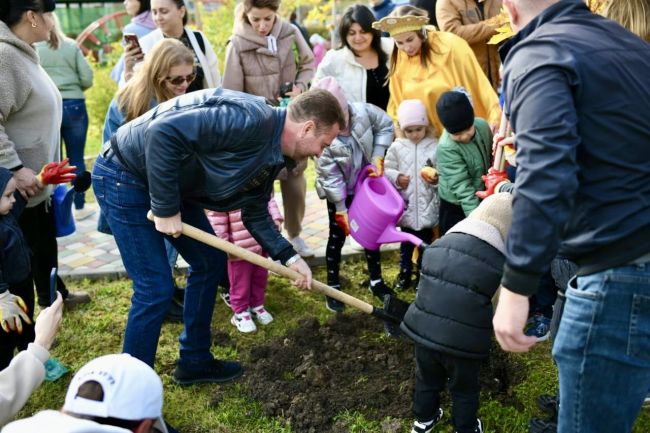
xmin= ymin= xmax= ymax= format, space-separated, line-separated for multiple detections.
xmin=146 ymin=212 xmax=410 ymax=333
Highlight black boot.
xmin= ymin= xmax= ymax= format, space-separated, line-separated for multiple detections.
xmin=394 ymin=270 xmax=412 ymax=291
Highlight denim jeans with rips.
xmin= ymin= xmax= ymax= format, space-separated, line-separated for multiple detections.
xmin=552 ymin=261 xmax=650 ymax=433
xmin=92 ymin=155 xmax=226 ymax=368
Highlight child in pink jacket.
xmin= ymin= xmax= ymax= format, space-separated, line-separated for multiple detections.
xmin=207 ymin=198 xmax=283 ymax=333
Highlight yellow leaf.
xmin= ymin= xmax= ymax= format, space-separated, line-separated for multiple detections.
xmin=488 ymin=25 xmax=514 ymax=45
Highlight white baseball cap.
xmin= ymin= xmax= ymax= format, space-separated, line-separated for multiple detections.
xmin=63 ymin=354 xmax=168 ymax=433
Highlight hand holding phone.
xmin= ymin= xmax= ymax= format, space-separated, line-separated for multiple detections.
xmin=123 ymin=32 xmax=141 ymax=50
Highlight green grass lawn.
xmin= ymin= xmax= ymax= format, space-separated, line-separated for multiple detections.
xmin=14 ymin=255 xmax=650 ymax=432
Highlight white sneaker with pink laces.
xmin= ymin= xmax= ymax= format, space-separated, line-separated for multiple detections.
xmin=250 ymin=305 xmax=274 ymax=325
xmin=231 ymin=311 xmax=257 ymax=333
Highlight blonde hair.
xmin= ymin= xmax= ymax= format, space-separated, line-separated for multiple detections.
xmin=116 ymin=39 xmax=194 ymax=122
xmin=47 ymin=12 xmax=67 ymax=49
xmin=602 ymin=0 xmax=650 ymax=42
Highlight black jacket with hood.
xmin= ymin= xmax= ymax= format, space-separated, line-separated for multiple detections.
xmin=499 ymin=0 xmax=650 ymax=295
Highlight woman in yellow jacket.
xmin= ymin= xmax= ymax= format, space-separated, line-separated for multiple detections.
xmin=374 ymin=5 xmax=501 ymax=137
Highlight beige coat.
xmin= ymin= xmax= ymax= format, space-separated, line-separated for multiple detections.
xmin=436 ymin=0 xmax=502 ymax=89
xmin=222 ymin=15 xmax=314 ymax=103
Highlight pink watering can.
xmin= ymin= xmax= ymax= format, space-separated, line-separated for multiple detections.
xmin=348 ymin=167 xmax=424 ymax=251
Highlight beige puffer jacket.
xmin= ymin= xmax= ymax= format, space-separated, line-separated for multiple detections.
xmin=222 ymin=14 xmax=314 ymax=104
xmin=436 ymin=0 xmax=502 ymax=90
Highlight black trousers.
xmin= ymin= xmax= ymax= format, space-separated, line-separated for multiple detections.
xmin=18 ymin=201 xmax=69 ymax=307
xmin=413 ymin=344 xmax=481 ymax=433
xmin=325 ymin=197 xmax=382 ymax=287
xmin=439 ymin=198 xmax=466 ymax=235
xmin=0 ymin=277 xmax=36 ymax=369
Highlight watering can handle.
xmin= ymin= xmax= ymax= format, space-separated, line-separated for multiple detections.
xmin=354 ymin=164 xmax=372 ymax=197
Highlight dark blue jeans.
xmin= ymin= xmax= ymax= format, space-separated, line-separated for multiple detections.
xmin=92 ymin=154 xmax=226 ymax=368
xmin=61 ymin=99 xmax=89 ymax=209
xmin=553 ymin=262 xmax=650 ymax=433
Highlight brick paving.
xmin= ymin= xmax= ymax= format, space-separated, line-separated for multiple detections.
xmin=58 ymin=191 xmax=395 ymax=280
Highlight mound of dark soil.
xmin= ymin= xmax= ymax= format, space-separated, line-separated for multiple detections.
xmin=212 ymin=313 xmax=522 ymax=433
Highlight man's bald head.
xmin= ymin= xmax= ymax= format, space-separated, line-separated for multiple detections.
xmin=503 ymin=0 xmax=561 ymax=31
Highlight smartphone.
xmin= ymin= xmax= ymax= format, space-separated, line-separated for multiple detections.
xmin=49 ymin=267 xmax=58 ymax=306
xmin=123 ymin=32 xmax=141 ymax=50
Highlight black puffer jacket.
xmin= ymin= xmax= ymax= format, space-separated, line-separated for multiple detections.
xmin=401 ymin=230 xmax=504 ymax=359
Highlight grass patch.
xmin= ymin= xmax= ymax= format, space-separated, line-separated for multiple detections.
xmin=14 ymin=255 xmax=650 ymax=432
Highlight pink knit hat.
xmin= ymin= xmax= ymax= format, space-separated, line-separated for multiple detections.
xmin=311 ymin=76 xmax=349 ymax=125
xmin=397 ymin=99 xmax=428 ymax=129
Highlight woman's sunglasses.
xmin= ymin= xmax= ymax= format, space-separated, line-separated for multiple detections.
xmin=166 ymin=73 xmax=197 ymax=86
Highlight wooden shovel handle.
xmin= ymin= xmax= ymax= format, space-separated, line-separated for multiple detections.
xmin=146 ymin=211 xmax=374 ymax=315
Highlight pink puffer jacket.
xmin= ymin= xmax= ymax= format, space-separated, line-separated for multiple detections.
xmin=206 ymin=198 xmax=283 ymax=257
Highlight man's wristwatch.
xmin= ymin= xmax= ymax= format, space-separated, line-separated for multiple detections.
xmin=285 ymin=254 xmax=301 ymax=267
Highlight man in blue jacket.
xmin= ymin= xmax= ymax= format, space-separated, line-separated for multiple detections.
xmin=93 ymin=88 xmax=344 ymax=384
xmin=492 ymin=1 xmax=650 ymax=432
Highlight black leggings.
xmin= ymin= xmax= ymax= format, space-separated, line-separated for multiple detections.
xmin=326 ymin=197 xmax=382 ymax=287
xmin=18 ymin=201 xmax=69 ymax=307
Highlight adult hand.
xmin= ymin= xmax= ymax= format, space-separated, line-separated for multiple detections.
xmin=123 ymin=43 xmax=143 ymax=81
xmin=154 ymin=213 xmax=183 ymax=238
xmin=289 ymin=258 xmax=312 ymax=290
xmin=284 ymin=85 xmax=303 ymax=99
xmin=34 ymin=292 xmax=63 ymax=350
xmin=334 ymin=211 xmax=350 ymax=236
xmin=13 ymin=167 xmax=41 ymax=199
xmin=397 ymin=174 xmax=410 ymax=189
xmin=367 ymin=156 xmax=384 ymax=177
xmin=0 ymin=291 xmax=32 ymax=334
xmin=493 ymin=286 xmax=538 ymax=352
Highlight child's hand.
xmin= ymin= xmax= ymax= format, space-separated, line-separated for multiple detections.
xmin=397 ymin=174 xmax=410 ymax=189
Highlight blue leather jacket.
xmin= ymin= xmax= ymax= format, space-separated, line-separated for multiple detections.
xmin=499 ymin=0 xmax=650 ymax=295
xmin=111 ymin=88 xmax=297 ymax=263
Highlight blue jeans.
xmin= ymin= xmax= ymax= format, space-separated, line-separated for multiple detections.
xmin=61 ymin=99 xmax=89 ymax=209
xmin=92 ymin=155 xmax=226 ymax=368
xmin=552 ymin=262 xmax=650 ymax=433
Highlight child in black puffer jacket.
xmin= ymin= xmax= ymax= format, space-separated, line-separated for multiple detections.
xmin=401 ymin=192 xmax=513 ymax=433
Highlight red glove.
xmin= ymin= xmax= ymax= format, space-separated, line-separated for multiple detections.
xmin=36 ymin=158 xmax=77 ymax=185
xmin=476 ymin=168 xmax=509 ymax=199
xmin=334 ymin=211 xmax=350 ymax=236
xmin=366 ymin=156 xmax=384 ymax=178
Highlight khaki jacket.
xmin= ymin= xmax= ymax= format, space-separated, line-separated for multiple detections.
xmin=223 ymin=15 xmax=314 ymax=103
xmin=436 ymin=0 xmax=502 ymax=89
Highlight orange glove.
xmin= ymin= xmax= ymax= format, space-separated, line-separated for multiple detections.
xmin=476 ymin=168 xmax=509 ymax=199
xmin=366 ymin=156 xmax=384 ymax=178
xmin=36 ymin=158 xmax=77 ymax=186
xmin=334 ymin=211 xmax=350 ymax=236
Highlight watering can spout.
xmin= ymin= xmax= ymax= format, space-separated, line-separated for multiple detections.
xmin=377 ymin=226 xmax=423 ymax=247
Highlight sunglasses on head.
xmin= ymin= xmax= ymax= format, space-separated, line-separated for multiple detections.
xmin=166 ymin=73 xmax=196 ymax=85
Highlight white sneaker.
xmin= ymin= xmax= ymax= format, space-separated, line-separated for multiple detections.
xmin=290 ymin=236 xmax=315 ymax=258
xmin=230 ymin=311 xmax=257 ymax=333
xmin=220 ymin=292 xmax=231 ymax=307
xmin=250 ymin=305 xmax=274 ymax=325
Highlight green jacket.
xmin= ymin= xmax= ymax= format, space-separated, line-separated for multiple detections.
xmin=36 ymin=38 xmax=93 ymax=99
xmin=437 ymin=118 xmax=492 ymax=215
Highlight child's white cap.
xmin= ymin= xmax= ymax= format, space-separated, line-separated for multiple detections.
xmin=397 ymin=99 xmax=428 ymax=129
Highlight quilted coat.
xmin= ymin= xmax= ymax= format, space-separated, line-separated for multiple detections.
xmin=384 ymin=137 xmax=439 ymax=230
xmin=207 ymin=198 xmax=283 ymax=257
xmin=315 ymin=102 xmax=394 ymax=210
